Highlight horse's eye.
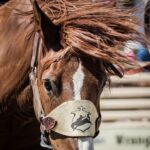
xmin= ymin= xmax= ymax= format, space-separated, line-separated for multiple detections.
xmin=44 ymin=79 xmax=52 ymax=92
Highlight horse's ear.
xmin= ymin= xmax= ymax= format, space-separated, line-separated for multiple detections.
xmin=31 ymin=0 xmax=62 ymax=53
xmin=30 ymin=0 xmax=42 ymax=31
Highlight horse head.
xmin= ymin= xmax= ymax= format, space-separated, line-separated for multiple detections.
xmin=29 ymin=0 xmax=109 ymax=149
xmin=28 ymin=0 xmax=144 ymax=149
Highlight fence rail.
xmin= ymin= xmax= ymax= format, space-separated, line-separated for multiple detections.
xmin=110 ymin=73 xmax=150 ymax=85
xmin=101 ymin=99 xmax=150 ymax=110
xmin=100 ymin=72 xmax=150 ymax=123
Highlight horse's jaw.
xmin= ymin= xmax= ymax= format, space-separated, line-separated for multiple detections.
xmin=78 ymin=137 xmax=94 ymax=150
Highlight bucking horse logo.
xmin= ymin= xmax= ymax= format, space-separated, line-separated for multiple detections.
xmin=71 ymin=106 xmax=92 ymax=132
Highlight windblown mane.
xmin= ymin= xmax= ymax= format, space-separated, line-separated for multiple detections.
xmin=40 ymin=0 xmax=144 ymax=68
xmin=0 ymin=0 xmax=144 ymax=103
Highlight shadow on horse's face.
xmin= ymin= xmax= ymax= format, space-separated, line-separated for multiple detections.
xmin=37 ymin=55 xmax=106 ymax=150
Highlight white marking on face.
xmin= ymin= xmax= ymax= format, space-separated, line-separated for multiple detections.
xmin=73 ymin=61 xmax=94 ymax=150
xmin=78 ymin=138 xmax=94 ymax=150
xmin=73 ymin=60 xmax=85 ymax=100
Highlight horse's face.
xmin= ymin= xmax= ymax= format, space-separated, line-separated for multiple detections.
xmin=36 ymin=55 xmax=107 ymax=150
xmin=29 ymin=1 xmax=106 ymax=149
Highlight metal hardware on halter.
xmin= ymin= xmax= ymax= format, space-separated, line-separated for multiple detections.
xmin=40 ymin=133 xmax=53 ymax=149
xmin=41 ymin=116 xmax=57 ymax=132
xmin=40 ymin=123 xmax=53 ymax=149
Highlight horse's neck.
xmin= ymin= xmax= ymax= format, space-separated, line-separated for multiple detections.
xmin=13 ymin=0 xmax=33 ymax=11
xmin=0 ymin=0 xmax=34 ymax=101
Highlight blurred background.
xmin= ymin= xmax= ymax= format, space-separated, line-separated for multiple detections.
xmin=94 ymin=0 xmax=150 ymax=150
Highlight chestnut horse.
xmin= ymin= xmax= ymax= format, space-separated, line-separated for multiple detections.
xmin=0 ymin=0 xmax=143 ymax=150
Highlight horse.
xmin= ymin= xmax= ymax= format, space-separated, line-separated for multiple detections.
xmin=0 ymin=0 xmax=143 ymax=150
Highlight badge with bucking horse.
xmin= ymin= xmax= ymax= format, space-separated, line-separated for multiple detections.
xmin=71 ymin=106 xmax=92 ymax=132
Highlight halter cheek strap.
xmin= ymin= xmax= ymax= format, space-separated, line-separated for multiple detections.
xmin=29 ymin=30 xmax=53 ymax=149
xmin=29 ymin=71 xmax=44 ymax=120
xmin=30 ymin=31 xmax=45 ymax=120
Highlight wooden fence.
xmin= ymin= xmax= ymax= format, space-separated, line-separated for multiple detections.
xmin=101 ymin=72 xmax=150 ymax=123
xmin=94 ymin=73 xmax=150 ymax=150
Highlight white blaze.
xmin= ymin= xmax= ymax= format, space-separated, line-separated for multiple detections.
xmin=78 ymin=138 xmax=94 ymax=150
xmin=73 ymin=61 xmax=94 ymax=150
xmin=73 ymin=61 xmax=85 ymax=100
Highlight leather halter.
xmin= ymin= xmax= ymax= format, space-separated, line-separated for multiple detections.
xmin=29 ymin=30 xmax=53 ymax=149
xmin=29 ymin=30 xmax=101 ymax=137
xmin=29 ymin=1 xmax=101 ymax=146
xmin=29 ymin=31 xmax=44 ymax=119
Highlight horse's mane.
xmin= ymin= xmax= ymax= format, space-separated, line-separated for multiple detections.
xmin=0 ymin=0 xmax=144 ymax=103
xmin=0 ymin=0 xmax=34 ymax=102
xmin=40 ymin=0 xmax=144 ymax=74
